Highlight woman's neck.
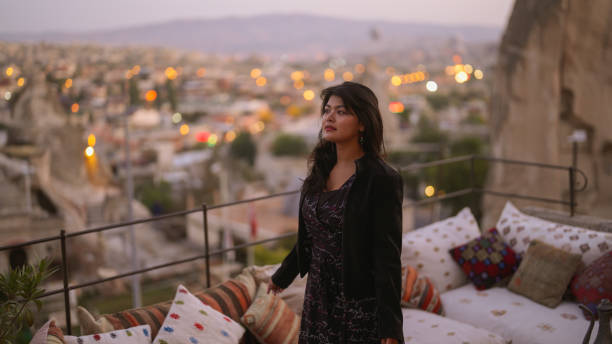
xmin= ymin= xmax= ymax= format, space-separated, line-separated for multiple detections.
xmin=335 ymin=142 xmax=365 ymax=166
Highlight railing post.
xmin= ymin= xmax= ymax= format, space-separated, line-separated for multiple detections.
xmin=569 ymin=167 xmax=575 ymax=216
xmin=470 ymin=155 xmax=477 ymax=215
xmin=201 ymin=203 xmax=211 ymax=288
xmin=60 ymin=230 xmax=71 ymax=335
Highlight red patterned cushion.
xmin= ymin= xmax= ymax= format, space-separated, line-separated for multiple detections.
xmin=449 ymin=227 xmax=521 ymax=290
xmin=570 ymin=250 xmax=612 ymax=319
xmin=400 ymin=265 xmax=444 ymax=315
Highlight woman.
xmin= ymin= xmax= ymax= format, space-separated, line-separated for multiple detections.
xmin=267 ymin=81 xmax=404 ymax=344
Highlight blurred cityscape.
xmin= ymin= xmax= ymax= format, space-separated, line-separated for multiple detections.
xmin=1 ymin=1 xmax=610 ymax=330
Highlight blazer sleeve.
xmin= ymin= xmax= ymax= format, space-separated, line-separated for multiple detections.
xmin=270 ymin=242 xmax=300 ymax=289
xmin=371 ymin=172 xmax=404 ymax=342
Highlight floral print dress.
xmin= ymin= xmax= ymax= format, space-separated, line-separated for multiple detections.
xmin=298 ymin=173 xmax=379 ymax=344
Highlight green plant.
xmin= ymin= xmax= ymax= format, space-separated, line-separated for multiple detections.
xmin=0 ymin=258 xmax=57 ymax=343
xmin=230 ymin=131 xmax=257 ymax=166
xmin=271 ymin=133 xmax=308 ymax=157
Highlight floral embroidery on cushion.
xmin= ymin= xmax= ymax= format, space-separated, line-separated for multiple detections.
xmin=561 ymin=313 xmax=578 ymax=320
xmin=537 ymin=323 xmax=555 ymax=332
xmin=490 ymin=310 xmax=507 ymax=317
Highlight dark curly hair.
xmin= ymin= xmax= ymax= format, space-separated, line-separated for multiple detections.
xmin=301 ymin=81 xmax=387 ymax=195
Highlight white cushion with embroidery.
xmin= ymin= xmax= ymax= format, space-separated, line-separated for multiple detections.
xmin=495 ymin=201 xmax=612 ymax=265
xmin=64 ymin=325 xmax=151 ymax=344
xmin=152 ymin=284 xmax=245 ymax=344
xmin=401 ymin=207 xmax=482 ymax=292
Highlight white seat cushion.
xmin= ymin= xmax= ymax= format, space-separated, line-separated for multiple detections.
xmin=441 ymin=284 xmax=609 ymax=344
xmin=402 ymin=308 xmax=507 ymax=344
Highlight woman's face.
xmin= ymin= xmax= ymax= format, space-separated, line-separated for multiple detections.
xmin=321 ymin=95 xmax=364 ymax=144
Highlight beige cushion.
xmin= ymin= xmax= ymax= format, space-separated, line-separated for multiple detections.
xmin=240 ymin=283 xmax=301 ymax=344
xmin=508 ymin=240 xmax=582 ymax=307
xmin=243 ymin=264 xmax=307 ymax=316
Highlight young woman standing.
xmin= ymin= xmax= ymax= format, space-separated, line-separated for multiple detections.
xmin=268 ymin=81 xmax=404 ymax=344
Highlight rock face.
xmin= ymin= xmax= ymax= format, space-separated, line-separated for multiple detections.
xmin=482 ymin=0 xmax=612 ymax=228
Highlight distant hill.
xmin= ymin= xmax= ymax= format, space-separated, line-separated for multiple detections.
xmin=0 ymin=13 xmax=502 ymax=56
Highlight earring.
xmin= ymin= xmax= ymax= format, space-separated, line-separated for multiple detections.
xmin=359 ymin=132 xmax=365 ymax=145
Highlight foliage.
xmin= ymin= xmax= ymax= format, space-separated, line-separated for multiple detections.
xmin=271 ymin=134 xmax=308 ymax=157
xmin=0 ymin=258 xmax=57 ymax=344
xmin=135 ymin=180 xmax=175 ymax=215
xmin=166 ymin=79 xmax=177 ymax=112
xmin=411 ymin=115 xmax=448 ymax=144
xmin=425 ymin=93 xmax=450 ymax=112
xmin=254 ymin=245 xmax=291 ymax=266
xmin=230 ymin=131 xmax=257 ymax=166
xmin=128 ymin=78 xmax=140 ymax=106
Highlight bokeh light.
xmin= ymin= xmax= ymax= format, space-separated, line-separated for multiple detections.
xmin=251 ymin=68 xmax=262 ymax=78
xmin=255 ymin=76 xmax=267 ymax=86
xmin=303 ymin=90 xmax=315 ymax=101
xmin=180 ymin=124 xmax=190 ymax=135
xmin=425 ymin=185 xmax=435 ymax=197
xmin=145 ymin=90 xmax=157 ymax=101
xmin=426 ymin=81 xmax=438 ymax=92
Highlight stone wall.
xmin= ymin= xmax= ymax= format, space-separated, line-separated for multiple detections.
xmin=482 ymin=0 xmax=612 ymax=228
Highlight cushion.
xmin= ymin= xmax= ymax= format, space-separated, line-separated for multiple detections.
xmin=152 ymin=284 xmax=245 ymax=344
xmin=400 ymin=265 xmax=444 ymax=315
xmin=64 ymin=325 xmax=151 ymax=344
xmin=495 ymin=201 xmax=612 ymax=265
xmin=401 ymin=308 xmax=507 ymax=344
xmin=508 ymin=240 xmax=582 ymax=308
xmin=30 ymin=320 xmax=65 ymax=344
xmin=401 ymin=207 xmax=482 ymax=291
xmin=441 ymin=284 xmax=599 ymax=344
xmin=570 ymin=250 xmax=612 ymax=319
xmin=240 ymin=283 xmax=301 ymax=344
xmin=449 ymin=227 xmax=521 ymax=290
xmin=245 ymin=264 xmax=308 ymax=316
xmin=79 ymin=270 xmax=256 ymax=338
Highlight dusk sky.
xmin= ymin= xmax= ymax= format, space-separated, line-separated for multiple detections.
xmin=0 ymin=0 xmax=515 ymax=33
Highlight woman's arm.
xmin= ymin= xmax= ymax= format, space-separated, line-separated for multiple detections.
xmin=371 ymin=172 xmax=404 ymax=343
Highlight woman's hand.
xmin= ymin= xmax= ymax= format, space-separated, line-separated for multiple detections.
xmin=381 ymin=338 xmax=398 ymax=344
xmin=266 ymin=279 xmax=284 ymax=295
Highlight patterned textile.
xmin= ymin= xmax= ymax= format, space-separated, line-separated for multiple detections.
xmin=570 ymin=250 xmax=612 ymax=319
xmin=64 ymin=325 xmax=151 ymax=344
xmin=400 ymin=265 xmax=444 ymax=315
xmin=152 ymin=284 xmax=245 ymax=344
xmin=449 ymin=227 xmax=521 ymax=290
xmin=442 ymin=284 xmax=595 ymax=344
xmin=240 ymin=283 xmax=301 ymax=344
xmin=82 ymin=272 xmax=256 ymax=340
xmin=508 ymin=240 xmax=582 ymax=308
xmin=401 ymin=207 xmax=482 ymax=292
xmin=495 ymin=201 xmax=612 ymax=265
xmin=401 ymin=308 xmax=507 ymax=344
xmin=300 ymin=173 xmax=380 ymax=343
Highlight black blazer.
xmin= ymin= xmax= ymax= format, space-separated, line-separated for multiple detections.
xmin=271 ymin=152 xmax=404 ymax=343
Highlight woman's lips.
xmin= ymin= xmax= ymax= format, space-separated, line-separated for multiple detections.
xmin=324 ymin=126 xmax=336 ymax=131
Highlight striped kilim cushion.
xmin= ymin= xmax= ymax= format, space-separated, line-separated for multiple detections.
xmin=240 ymin=283 xmax=301 ymax=344
xmin=100 ymin=272 xmax=256 ymax=340
xmin=400 ymin=265 xmax=444 ymax=315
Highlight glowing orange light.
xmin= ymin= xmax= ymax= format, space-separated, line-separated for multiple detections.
xmin=88 ymin=134 xmax=96 ymax=146
xmin=180 ymin=124 xmax=190 ymax=135
xmin=197 ymin=68 xmax=206 ymax=77
xmin=71 ymin=103 xmax=79 ymax=113
xmin=355 ymin=64 xmax=365 ymax=74
xmin=132 ymin=65 xmax=141 ymax=74
xmin=17 ymin=78 xmax=25 ymax=87
xmin=225 ymin=130 xmax=236 ymax=142
xmin=388 ymin=101 xmax=405 ymax=114
xmin=342 ymin=71 xmax=354 ymax=81
xmin=165 ymin=67 xmax=178 ymax=80
xmin=291 ymin=71 xmax=304 ymax=81
xmin=5 ymin=67 xmax=14 ymax=77
xmin=452 ymin=55 xmax=462 ymax=64
xmin=294 ymin=80 xmax=304 ymax=89
xmin=250 ymin=68 xmax=262 ymax=78
xmin=145 ymin=90 xmax=157 ymax=102
xmin=84 ymin=146 xmax=95 ymax=157
xmin=391 ymin=76 xmax=402 ymax=86
xmin=125 ymin=70 xmax=133 ymax=79
xmin=324 ymin=69 xmax=335 ymax=82
xmin=65 ymin=79 xmax=73 ymax=89
xmin=303 ymin=90 xmax=315 ymax=101
xmin=255 ymin=76 xmax=267 ymax=86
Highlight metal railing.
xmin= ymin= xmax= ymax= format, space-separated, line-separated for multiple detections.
xmin=0 ymin=154 xmax=588 ymax=333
